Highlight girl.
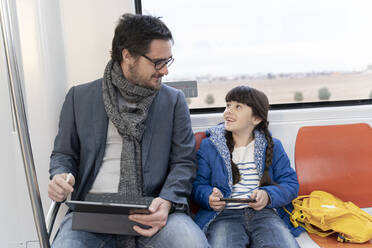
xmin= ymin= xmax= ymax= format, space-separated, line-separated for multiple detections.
xmin=191 ymin=86 xmax=300 ymax=248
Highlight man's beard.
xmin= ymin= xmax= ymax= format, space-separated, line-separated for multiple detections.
xmin=128 ymin=64 xmax=163 ymax=90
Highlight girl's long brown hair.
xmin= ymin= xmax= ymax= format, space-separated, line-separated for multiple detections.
xmin=225 ymin=86 xmax=274 ymax=186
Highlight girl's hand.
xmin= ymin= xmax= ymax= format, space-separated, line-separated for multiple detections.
xmin=209 ymin=187 xmax=226 ymax=211
xmin=249 ymin=189 xmax=269 ymax=210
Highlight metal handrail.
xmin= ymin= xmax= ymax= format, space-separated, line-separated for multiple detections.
xmin=47 ymin=202 xmax=61 ymax=239
xmin=0 ymin=0 xmax=50 ymax=247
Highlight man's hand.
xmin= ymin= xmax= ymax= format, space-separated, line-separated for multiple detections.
xmin=128 ymin=197 xmax=172 ymax=237
xmin=48 ymin=173 xmax=75 ymax=202
xmin=209 ymin=187 xmax=226 ymax=211
xmin=248 ymin=189 xmax=269 ymax=211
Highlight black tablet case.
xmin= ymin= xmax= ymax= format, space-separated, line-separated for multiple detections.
xmin=66 ymin=200 xmax=151 ymax=236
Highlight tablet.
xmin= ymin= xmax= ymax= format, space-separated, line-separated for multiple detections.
xmin=66 ymin=200 xmax=151 ymax=215
xmin=220 ymin=197 xmax=256 ymax=203
xmin=66 ymin=200 xmax=151 ymax=236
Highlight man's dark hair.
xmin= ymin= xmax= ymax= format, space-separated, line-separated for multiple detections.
xmin=111 ymin=14 xmax=173 ymax=63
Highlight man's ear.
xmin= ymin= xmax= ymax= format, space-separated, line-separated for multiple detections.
xmin=121 ymin=49 xmax=134 ymax=64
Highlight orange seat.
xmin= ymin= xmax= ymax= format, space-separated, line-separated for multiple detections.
xmin=295 ymin=123 xmax=372 ymax=207
xmin=295 ymin=123 xmax=372 ymax=247
xmin=194 ymin=131 xmax=207 ymax=152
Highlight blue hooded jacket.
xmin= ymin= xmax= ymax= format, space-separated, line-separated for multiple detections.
xmin=191 ymin=124 xmax=304 ymax=236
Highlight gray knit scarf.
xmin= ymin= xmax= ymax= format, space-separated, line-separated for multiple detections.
xmin=102 ymin=60 xmax=157 ymax=195
xmin=102 ymin=60 xmax=157 ymax=246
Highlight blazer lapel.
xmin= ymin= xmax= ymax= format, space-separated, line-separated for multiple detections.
xmin=93 ymin=80 xmax=108 ymax=177
xmin=141 ymin=89 xmax=162 ymax=167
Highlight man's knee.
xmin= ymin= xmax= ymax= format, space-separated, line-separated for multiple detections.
xmin=140 ymin=213 xmax=209 ymax=248
xmin=168 ymin=213 xmax=208 ymax=245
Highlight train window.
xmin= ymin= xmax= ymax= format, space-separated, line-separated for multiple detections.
xmin=141 ymin=0 xmax=372 ymax=109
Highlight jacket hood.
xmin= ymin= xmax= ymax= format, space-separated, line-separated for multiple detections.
xmin=206 ymin=123 xmax=267 ymax=180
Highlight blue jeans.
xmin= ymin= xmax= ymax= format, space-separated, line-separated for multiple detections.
xmin=52 ymin=212 xmax=209 ymax=248
xmin=206 ymin=208 xmax=299 ymax=248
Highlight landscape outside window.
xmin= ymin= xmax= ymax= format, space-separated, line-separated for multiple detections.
xmin=142 ymin=0 xmax=372 ymax=109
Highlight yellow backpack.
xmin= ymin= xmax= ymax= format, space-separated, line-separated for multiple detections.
xmin=284 ymin=190 xmax=372 ymax=243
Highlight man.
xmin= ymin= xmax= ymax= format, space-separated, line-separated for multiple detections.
xmin=48 ymin=14 xmax=209 ymax=248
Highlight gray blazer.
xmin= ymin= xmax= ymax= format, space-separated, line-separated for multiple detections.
xmin=49 ymin=79 xmax=196 ymax=206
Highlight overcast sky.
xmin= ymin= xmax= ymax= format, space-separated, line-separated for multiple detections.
xmin=143 ymin=0 xmax=372 ymax=78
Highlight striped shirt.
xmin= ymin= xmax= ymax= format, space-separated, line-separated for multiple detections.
xmin=226 ymin=139 xmax=259 ymax=209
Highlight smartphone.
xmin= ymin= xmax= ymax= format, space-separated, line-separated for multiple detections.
xmin=219 ymin=197 xmax=256 ymax=203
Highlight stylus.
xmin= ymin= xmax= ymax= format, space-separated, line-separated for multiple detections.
xmin=46 ymin=173 xmax=73 ymax=225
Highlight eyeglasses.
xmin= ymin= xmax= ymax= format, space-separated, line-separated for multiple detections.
xmin=141 ymin=54 xmax=174 ymax=70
